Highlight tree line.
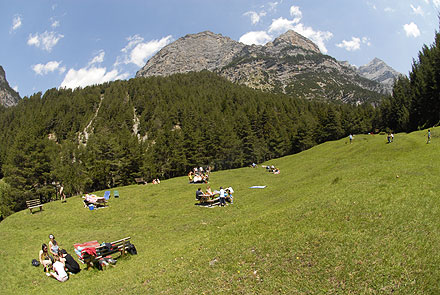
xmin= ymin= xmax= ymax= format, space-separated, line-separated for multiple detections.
xmin=0 ymin=71 xmax=379 ymax=217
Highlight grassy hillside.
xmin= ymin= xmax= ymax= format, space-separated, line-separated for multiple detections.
xmin=0 ymin=127 xmax=439 ymax=294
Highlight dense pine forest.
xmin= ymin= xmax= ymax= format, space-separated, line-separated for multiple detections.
xmin=0 ymin=24 xmax=439 ymax=219
xmin=0 ymin=72 xmax=379 ymax=217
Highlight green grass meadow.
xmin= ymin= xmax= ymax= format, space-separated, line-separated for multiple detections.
xmin=0 ymin=128 xmax=439 ymax=294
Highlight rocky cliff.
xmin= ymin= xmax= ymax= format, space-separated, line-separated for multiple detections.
xmin=136 ymin=30 xmax=387 ymax=104
xmin=357 ymin=58 xmax=402 ymax=94
xmin=0 ymin=66 xmax=20 ymax=107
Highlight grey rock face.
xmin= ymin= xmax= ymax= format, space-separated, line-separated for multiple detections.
xmin=136 ymin=30 xmax=388 ymax=104
xmin=0 ymin=66 xmax=20 ymax=107
xmin=358 ymin=58 xmax=402 ymax=94
xmin=137 ymin=31 xmax=246 ymax=77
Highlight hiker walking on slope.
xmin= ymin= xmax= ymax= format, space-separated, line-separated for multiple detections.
xmin=427 ymin=129 xmax=431 ymax=144
xmin=349 ymin=134 xmax=353 ymax=144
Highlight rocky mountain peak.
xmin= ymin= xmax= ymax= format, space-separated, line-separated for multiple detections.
xmin=358 ymin=58 xmax=402 ymax=93
xmin=0 ymin=66 xmax=6 ymax=84
xmin=136 ymin=31 xmax=245 ymax=77
xmin=0 ymin=66 xmax=20 ymax=107
xmin=270 ymin=30 xmax=320 ymax=53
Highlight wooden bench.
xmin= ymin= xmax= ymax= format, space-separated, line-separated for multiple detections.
xmin=26 ymin=199 xmax=43 ymax=213
xmin=135 ymin=177 xmax=147 ymax=185
xmin=95 ymin=237 xmax=132 ymax=259
xmin=84 ymin=237 xmax=133 ymax=269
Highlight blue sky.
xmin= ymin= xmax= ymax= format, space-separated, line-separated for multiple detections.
xmin=1 ymin=0 xmax=439 ymax=98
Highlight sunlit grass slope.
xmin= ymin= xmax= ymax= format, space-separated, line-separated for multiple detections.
xmin=0 ymin=128 xmax=439 ymax=294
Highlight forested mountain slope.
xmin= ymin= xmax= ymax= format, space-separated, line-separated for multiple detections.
xmin=0 ymin=72 xmax=377 ymax=217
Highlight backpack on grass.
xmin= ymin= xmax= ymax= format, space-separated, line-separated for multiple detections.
xmin=31 ymin=259 xmax=40 ymax=267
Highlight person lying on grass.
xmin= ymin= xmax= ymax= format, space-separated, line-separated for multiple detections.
xmin=46 ymin=255 xmax=68 ymax=282
xmin=82 ymin=194 xmax=106 ymax=206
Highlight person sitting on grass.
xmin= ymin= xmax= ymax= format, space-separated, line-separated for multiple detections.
xmin=195 ymin=188 xmax=204 ymax=201
xmin=60 ymin=249 xmax=80 ymax=274
xmin=205 ymin=186 xmax=214 ymax=199
xmin=48 ymin=234 xmax=60 ymax=258
xmin=39 ymin=243 xmax=53 ymax=272
xmin=225 ymin=187 xmax=234 ymax=204
xmin=82 ymin=194 xmax=106 ymax=207
xmin=46 ymin=255 xmax=68 ymax=282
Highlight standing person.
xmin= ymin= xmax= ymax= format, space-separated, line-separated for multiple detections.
xmin=427 ymin=129 xmax=431 ymax=144
xmin=39 ymin=244 xmax=53 ymax=272
xmin=48 ymin=234 xmax=60 ymax=258
xmin=60 ymin=249 xmax=80 ymax=274
xmin=219 ymin=187 xmax=226 ymax=207
xmin=60 ymin=184 xmax=66 ymax=203
xmin=391 ymin=133 xmax=394 ymax=142
xmin=47 ymin=255 xmax=69 ymax=282
xmin=349 ymin=134 xmax=353 ymax=144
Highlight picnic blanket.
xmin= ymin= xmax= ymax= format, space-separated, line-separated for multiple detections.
xmin=73 ymin=240 xmax=100 ymax=262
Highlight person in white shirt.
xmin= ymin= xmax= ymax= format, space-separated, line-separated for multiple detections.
xmin=219 ymin=187 xmax=226 ymax=206
xmin=47 ymin=255 xmax=68 ymax=282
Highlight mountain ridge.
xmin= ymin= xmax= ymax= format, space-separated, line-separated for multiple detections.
xmin=136 ymin=30 xmax=390 ymax=104
xmin=0 ymin=66 xmax=20 ymax=107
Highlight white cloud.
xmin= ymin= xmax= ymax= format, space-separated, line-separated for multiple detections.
xmin=243 ymin=11 xmax=267 ymax=25
xmin=88 ymin=50 xmax=105 ymax=66
xmin=336 ymin=37 xmax=361 ymax=51
xmin=362 ymin=37 xmax=372 ymax=46
xmin=384 ymin=7 xmax=395 ymax=13
xmin=410 ymin=4 xmax=424 ymax=16
xmin=116 ymin=35 xmax=173 ymax=67
xmin=13 ymin=86 xmax=19 ymax=93
xmin=289 ymin=6 xmax=302 ymax=18
xmin=240 ymin=5 xmax=333 ymax=53
xmin=268 ymin=1 xmax=280 ymax=12
xmin=27 ymin=31 xmax=64 ymax=52
xmin=60 ymin=67 xmax=129 ymax=89
xmin=434 ymin=0 xmax=440 ymax=7
xmin=11 ymin=15 xmax=22 ymax=32
xmin=268 ymin=16 xmax=301 ymax=33
xmin=32 ymin=61 xmax=65 ymax=75
xmin=239 ymin=31 xmax=272 ymax=45
xmin=403 ymin=22 xmax=421 ymax=37
xmin=51 ymin=20 xmax=60 ymax=28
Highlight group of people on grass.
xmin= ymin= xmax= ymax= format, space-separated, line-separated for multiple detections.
xmin=196 ymin=186 xmax=234 ymax=206
xmin=188 ymin=166 xmax=211 ymax=184
xmin=265 ymin=165 xmax=280 ymax=174
xmin=82 ymin=193 xmax=107 ymax=208
xmin=38 ymin=234 xmax=80 ymax=282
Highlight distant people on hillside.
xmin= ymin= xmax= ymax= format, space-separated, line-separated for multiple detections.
xmin=219 ymin=187 xmax=226 ymax=207
xmin=387 ymin=133 xmax=392 ymax=143
xmin=188 ymin=166 xmax=210 ymax=184
xmin=391 ymin=133 xmax=394 ymax=142
xmin=196 ymin=188 xmax=206 ymax=201
xmin=349 ymin=134 xmax=353 ymax=144
xmin=152 ymin=178 xmax=160 ymax=184
xmin=59 ymin=184 xmax=66 ymax=203
xmin=427 ymin=129 xmax=431 ymax=144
